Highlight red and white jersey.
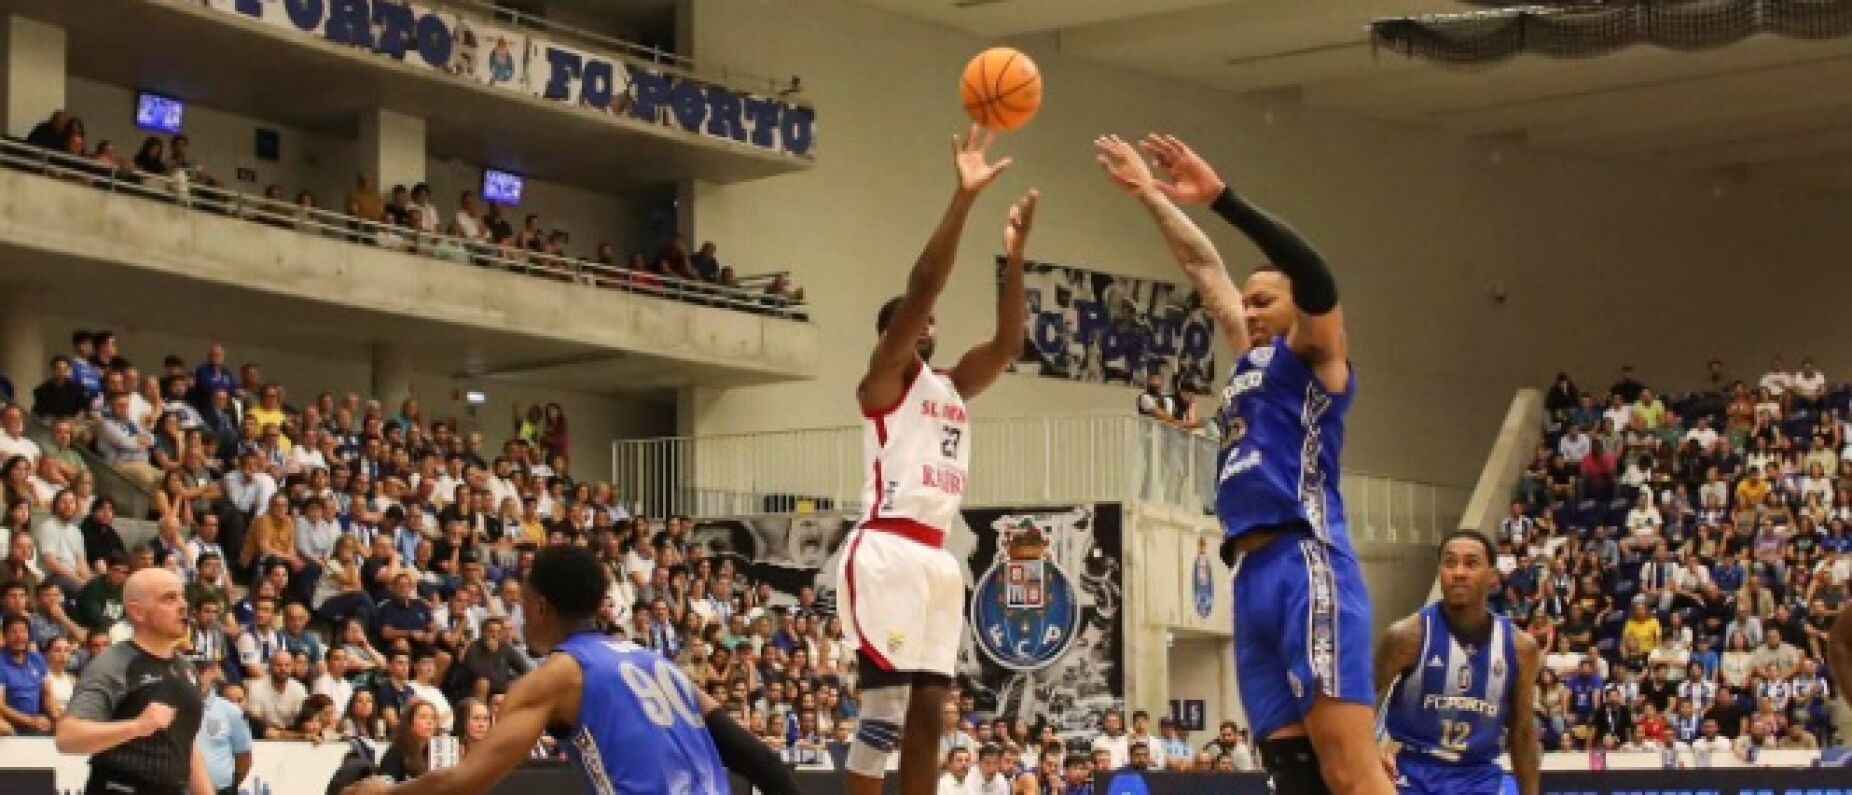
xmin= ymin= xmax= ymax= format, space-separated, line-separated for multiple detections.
xmin=860 ymin=362 xmax=969 ymax=544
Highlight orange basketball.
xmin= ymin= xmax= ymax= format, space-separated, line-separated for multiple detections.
xmin=961 ymin=47 xmax=1042 ymax=132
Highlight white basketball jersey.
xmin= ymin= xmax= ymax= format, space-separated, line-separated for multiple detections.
xmin=860 ymin=363 xmax=970 ymax=541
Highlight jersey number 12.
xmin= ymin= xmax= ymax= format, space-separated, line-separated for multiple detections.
xmin=1439 ymin=719 xmax=1473 ymax=751
xmin=620 ymin=658 xmax=703 ymax=728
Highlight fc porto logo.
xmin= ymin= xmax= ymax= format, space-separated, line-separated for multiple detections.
xmin=1191 ymin=537 xmax=1214 ymax=619
xmin=971 ymin=518 xmax=1081 ymax=671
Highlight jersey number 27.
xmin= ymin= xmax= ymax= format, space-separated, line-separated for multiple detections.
xmin=620 ymin=658 xmax=703 ymax=728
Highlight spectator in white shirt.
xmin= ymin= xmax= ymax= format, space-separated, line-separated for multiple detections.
xmin=245 ymin=649 xmax=307 ymax=734
xmin=410 ymin=183 xmax=441 ymax=234
xmin=1684 ymin=417 xmax=1720 ymax=451
xmin=1602 ymin=394 xmax=1633 ymax=436
xmin=454 ymin=191 xmax=486 ymax=241
xmin=1559 ymin=426 xmax=1592 ymax=464
xmin=0 ymin=405 xmax=41 ymax=466
xmin=969 ymin=746 xmax=1011 ymax=795
xmin=1793 ymin=357 xmax=1827 ymax=411
xmin=311 ymin=647 xmax=356 ymax=722
xmin=224 ymin=451 xmax=278 ymax=519
xmin=1625 ymin=492 xmax=1663 ymax=539
xmin=1090 ymin=711 xmax=1131 ymax=769
xmin=1760 ymin=355 xmax=1792 ymax=397
xmin=407 ymin=654 xmax=454 ymax=732
xmin=937 ymin=748 xmax=976 ymax=795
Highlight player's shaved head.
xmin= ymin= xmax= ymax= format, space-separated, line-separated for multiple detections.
xmin=124 ymin=566 xmax=181 ymax=607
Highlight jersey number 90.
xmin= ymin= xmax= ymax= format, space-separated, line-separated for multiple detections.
xmin=620 ymin=658 xmax=704 ymax=728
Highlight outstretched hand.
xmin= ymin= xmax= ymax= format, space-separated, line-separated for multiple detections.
xmin=1140 ymin=134 xmax=1225 ymax=206
xmin=1003 ymin=189 xmax=1039 ymax=263
xmin=1094 ymin=135 xmax=1153 ymax=195
xmin=954 ymin=124 xmax=1013 ymax=195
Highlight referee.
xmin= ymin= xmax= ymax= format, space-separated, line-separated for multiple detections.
xmin=55 ymin=567 xmax=212 ymax=795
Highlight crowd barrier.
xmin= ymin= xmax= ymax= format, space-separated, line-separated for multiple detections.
xmin=1 ymin=739 xmax=1846 ymax=795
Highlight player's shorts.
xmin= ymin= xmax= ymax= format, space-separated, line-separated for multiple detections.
xmin=1394 ymin=751 xmax=1507 ymax=795
xmin=1229 ymin=526 xmax=1374 ymax=739
xmin=837 ymin=523 xmax=964 ymax=676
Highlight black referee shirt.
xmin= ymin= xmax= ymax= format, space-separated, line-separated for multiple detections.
xmin=67 ymin=641 xmax=204 ymax=792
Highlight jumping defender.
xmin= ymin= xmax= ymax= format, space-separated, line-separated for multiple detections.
xmin=1094 ymin=133 xmax=1387 ymax=795
xmin=840 ymin=124 xmax=1037 ymax=795
xmin=1377 ymin=531 xmax=1541 ymax=795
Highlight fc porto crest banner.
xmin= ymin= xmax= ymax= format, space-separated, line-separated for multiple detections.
xmin=202 ymin=0 xmax=816 ymax=157
xmin=1005 ymin=257 xmax=1217 ymax=393
xmin=689 ymin=504 xmax=1125 ymax=742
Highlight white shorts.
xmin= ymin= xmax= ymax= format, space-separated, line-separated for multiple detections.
xmin=837 ymin=526 xmax=964 ymax=676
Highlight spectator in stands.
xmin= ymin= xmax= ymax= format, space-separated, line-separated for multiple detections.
xmin=0 ymin=614 xmax=51 ymax=735
xmin=246 ymin=648 xmax=305 ymax=738
xmin=1611 ymin=364 xmax=1645 ymax=403
xmin=95 ymin=391 xmax=160 ymax=491
xmin=131 ymin=137 xmax=166 ymax=177
xmin=31 ymin=357 xmax=86 ymax=421
xmin=72 ymin=551 xmax=126 ymax=633
xmin=1793 ymin=357 xmax=1827 ymax=413
xmin=378 ymin=698 xmax=438 ymax=780
xmin=655 ymin=236 xmax=700 ymax=282
xmin=0 ymin=405 xmax=38 ymax=467
xmin=24 ymin=110 xmax=69 ymax=151
xmin=169 ymin=134 xmax=213 ymax=186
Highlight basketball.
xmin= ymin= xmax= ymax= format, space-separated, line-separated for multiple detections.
xmin=961 ymin=47 xmax=1043 ymax=132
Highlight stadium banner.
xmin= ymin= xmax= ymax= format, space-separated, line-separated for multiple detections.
xmin=1003 ymin=257 xmax=1218 ymax=393
xmin=689 ymin=504 xmax=1126 ymax=743
xmin=199 ymin=0 xmax=816 ymax=157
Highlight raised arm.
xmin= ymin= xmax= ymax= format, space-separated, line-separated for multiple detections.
xmin=859 ymin=125 xmax=1012 ymax=413
xmin=1140 ymin=134 xmax=1344 ymax=365
xmin=1508 ymin=632 xmax=1542 ymax=795
xmin=950 ymin=190 xmax=1037 ymax=400
xmin=1093 ymin=135 xmax=1250 ymax=357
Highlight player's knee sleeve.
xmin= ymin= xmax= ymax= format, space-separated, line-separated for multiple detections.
xmin=847 ymin=684 xmax=910 ymax=778
xmin=1257 ymin=737 xmax=1334 ymax=795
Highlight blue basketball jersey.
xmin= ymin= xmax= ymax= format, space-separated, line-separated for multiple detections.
xmin=1212 ymin=336 xmax=1354 ymax=547
xmin=554 ymin=633 xmax=728 ymax=795
xmin=1382 ymin=605 xmax=1519 ymax=766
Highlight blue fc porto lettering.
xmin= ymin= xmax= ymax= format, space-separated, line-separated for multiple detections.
xmin=554 ymin=633 xmax=727 ymax=795
xmin=971 ymin=519 xmax=1080 ymax=671
xmin=1213 ymin=336 xmax=1354 ymax=548
xmin=1384 ymin=605 xmax=1518 ymax=769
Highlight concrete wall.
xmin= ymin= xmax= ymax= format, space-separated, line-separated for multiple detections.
xmin=62 ymin=78 xmax=654 ymax=261
xmin=681 ymin=0 xmax=1852 ymax=486
xmin=0 ymin=166 xmax=818 ymax=379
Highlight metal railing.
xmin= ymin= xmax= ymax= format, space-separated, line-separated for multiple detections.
xmin=612 ymin=413 xmax=1469 ymax=545
xmin=0 ymin=137 xmax=809 ymax=319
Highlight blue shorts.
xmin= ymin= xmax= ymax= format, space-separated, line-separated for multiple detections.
xmin=1230 ymin=529 xmax=1373 ymax=739
xmin=1394 ymin=751 xmax=1507 ymax=795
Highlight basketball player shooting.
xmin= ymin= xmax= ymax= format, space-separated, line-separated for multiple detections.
xmin=1094 ymin=133 xmax=1388 ymax=795
xmin=838 ymin=123 xmax=1036 ymax=795
xmin=1377 ymin=531 xmax=1541 ymax=795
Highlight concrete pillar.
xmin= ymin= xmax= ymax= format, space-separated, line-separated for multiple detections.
xmin=0 ymin=286 xmax=45 ymax=396
xmin=0 ymin=16 xmax=65 ymax=139
xmin=370 ymin=341 xmax=412 ymax=411
xmin=357 ymin=108 xmax=426 ymax=192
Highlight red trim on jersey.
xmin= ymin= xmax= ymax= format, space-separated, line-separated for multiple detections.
xmin=843 ymin=530 xmax=896 ymax=671
xmin=865 ymin=414 xmax=890 ymax=526
xmin=860 ymin=359 xmax=923 ymax=419
xmin=862 ymin=517 xmax=947 ymax=548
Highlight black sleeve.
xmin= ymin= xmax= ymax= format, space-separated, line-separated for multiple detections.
xmin=1209 ymin=188 xmax=1338 ymax=316
xmin=705 ymin=707 xmax=799 ymax=795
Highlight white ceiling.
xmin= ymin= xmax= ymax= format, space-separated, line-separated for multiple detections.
xmin=856 ymin=0 xmax=1852 ymax=194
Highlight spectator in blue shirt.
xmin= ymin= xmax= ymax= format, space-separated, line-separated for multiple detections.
xmin=0 ymin=614 xmax=50 ymax=735
xmin=195 ymin=664 xmax=253 ymax=795
xmin=69 ymin=331 xmax=102 ymax=400
xmin=1566 ymin=659 xmax=1605 ymax=723
xmin=374 ymin=573 xmax=439 ymax=657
